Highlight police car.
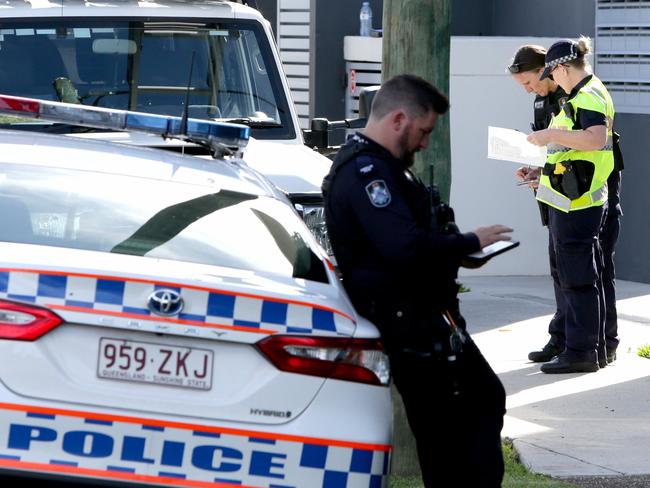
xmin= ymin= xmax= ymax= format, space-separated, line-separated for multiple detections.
xmin=0 ymin=96 xmax=391 ymax=486
xmin=0 ymin=0 xmax=333 ymax=252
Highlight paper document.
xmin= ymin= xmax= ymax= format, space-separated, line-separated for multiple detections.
xmin=487 ymin=126 xmax=547 ymax=167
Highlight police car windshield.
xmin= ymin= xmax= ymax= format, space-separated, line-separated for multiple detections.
xmin=0 ymin=19 xmax=294 ymax=140
xmin=0 ymin=165 xmax=327 ymax=283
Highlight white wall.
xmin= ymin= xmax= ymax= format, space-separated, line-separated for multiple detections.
xmin=450 ymin=37 xmax=560 ymax=276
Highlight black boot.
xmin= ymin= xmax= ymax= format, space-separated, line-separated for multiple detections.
xmin=541 ymin=353 xmax=599 ymax=374
xmin=528 ymin=342 xmax=563 ymax=362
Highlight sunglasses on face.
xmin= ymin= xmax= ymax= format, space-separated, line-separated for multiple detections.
xmin=507 ymin=62 xmax=541 ymax=74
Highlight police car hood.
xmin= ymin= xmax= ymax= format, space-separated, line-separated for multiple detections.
xmin=0 ymin=243 xmax=360 ymax=425
xmin=68 ymin=132 xmax=332 ymax=196
xmin=242 ymin=138 xmax=332 ymax=196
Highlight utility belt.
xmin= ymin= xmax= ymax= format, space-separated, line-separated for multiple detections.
xmin=542 ymin=159 xmax=594 ymax=201
xmin=391 ymin=310 xmax=471 ymax=396
xmin=363 ymin=298 xmax=465 ymax=354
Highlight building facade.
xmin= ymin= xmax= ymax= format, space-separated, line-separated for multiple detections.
xmin=256 ymin=0 xmax=649 ymax=283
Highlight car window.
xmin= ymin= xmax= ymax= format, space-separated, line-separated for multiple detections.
xmin=0 ymin=20 xmax=294 ymax=140
xmin=0 ymin=164 xmax=327 ymax=283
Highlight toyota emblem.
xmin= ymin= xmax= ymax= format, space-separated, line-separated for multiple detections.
xmin=148 ymin=289 xmax=184 ymax=317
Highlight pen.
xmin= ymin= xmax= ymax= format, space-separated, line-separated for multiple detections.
xmin=516 ymin=179 xmax=539 ymax=186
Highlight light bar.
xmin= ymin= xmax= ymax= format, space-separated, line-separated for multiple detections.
xmin=0 ymin=94 xmax=250 ymax=156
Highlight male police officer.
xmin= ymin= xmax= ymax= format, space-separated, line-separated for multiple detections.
xmin=510 ymin=44 xmax=622 ymax=366
xmin=322 ymin=74 xmax=511 ymax=487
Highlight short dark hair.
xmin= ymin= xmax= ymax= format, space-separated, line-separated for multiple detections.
xmin=508 ymin=45 xmax=546 ymax=73
xmin=370 ymin=74 xmax=449 ymax=120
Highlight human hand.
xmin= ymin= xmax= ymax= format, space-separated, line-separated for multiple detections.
xmin=473 ymin=225 xmax=513 ymax=248
xmin=515 ymin=166 xmax=540 ymax=181
xmin=515 ymin=167 xmax=540 ymax=189
xmin=527 ymin=129 xmax=552 ymax=146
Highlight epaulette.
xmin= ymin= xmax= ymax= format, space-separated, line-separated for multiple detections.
xmin=355 ymin=155 xmax=377 ymax=177
xmin=329 ymin=134 xmax=370 ymax=174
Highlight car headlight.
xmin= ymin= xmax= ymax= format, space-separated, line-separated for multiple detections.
xmin=300 ymin=204 xmax=333 ymax=255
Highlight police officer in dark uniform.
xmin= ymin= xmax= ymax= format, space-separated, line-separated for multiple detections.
xmin=509 ymin=45 xmax=569 ymax=363
xmin=322 ymin=74 xmax=512 ymax=487
xmin=510 ymin=44 xmax=622 ymax=367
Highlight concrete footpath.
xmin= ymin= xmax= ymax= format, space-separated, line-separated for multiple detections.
xmin=459 ymin=276 xmax=650 ymax=484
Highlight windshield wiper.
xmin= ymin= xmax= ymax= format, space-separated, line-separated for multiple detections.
xmin=217 ymin=117 xmax=282 ymax=128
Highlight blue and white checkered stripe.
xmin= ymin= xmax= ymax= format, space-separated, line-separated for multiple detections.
xmin=0 ymin=270 xmax=355 ymax=337
xmin=544 ymin=52 xmax=578 ymax=70
xmin=0 ymin=405 xmax=390 ymax=487
xmin=299 ymin=443 xmax=390 ymax=488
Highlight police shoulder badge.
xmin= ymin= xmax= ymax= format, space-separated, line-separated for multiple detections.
xmin=365 ymin=180 xmax=391 ymax=208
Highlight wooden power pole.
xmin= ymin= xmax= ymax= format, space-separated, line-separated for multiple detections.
xmin=382 ymin=0 xmax=452 ymax=201
xmin=382 ymin=0 xmax=453 ymax=477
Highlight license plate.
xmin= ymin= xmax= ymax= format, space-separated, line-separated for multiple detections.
xmin=97 ymin=338 xmax=213 ymax=390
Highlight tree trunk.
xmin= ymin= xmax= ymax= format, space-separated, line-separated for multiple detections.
xmin=382 ymin=0 xmax=452 ymax=202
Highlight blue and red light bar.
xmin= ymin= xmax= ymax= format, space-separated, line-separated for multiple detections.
xmin=0 ymin=94 xmax=250 ymax=154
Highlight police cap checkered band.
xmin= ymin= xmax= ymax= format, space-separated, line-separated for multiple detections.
xmin=544 ymin=53 xmax=578 ymax=69
xmin=539 ymin=39 xmax=579 ymax=80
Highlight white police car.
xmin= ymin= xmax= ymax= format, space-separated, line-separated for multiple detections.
xmin=0 ymin=96 xmax=391 ymax=486
xmin=0 ymin=0 xmax=334 ymax=252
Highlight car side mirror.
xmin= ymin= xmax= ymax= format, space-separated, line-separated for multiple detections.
xmin=358 ymin=85 xmax=380 ymax=118
xmin=303 ymin=86 xmax=380 ymax=151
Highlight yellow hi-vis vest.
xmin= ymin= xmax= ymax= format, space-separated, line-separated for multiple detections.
xmin=536 ymin=75 xmax=615 ymax=212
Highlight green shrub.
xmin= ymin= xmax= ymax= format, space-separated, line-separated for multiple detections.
xmin=637 ymin=344 xmax=650 ymax=359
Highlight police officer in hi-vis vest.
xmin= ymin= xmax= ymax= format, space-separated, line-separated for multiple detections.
xmin=511 ymin=43 xmax=623 ymax=368
xmin=527 ymin=38 xmax=617 ymax=373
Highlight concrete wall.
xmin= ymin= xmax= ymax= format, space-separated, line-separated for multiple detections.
xmin=255 ymin=0 xmax=277 ymax=36
xmin=450 ymin=37 xmax=561 ymax=277
xmin=452 ymin=0 xmax=595 ymax=38
xmin=609 ymin=114 xmax=650 ymax=283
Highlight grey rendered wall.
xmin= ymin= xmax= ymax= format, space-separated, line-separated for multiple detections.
xmin=452 ymin=0 xmax=595 ymax=37
xmin=255 ymin=0 xmax=278 ymax=36
xmin=610 ymin=114 xmax=650 ymax=283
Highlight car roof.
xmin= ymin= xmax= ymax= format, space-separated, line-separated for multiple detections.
xmin=0 ymin=129 xmax=271 ymax=196
xmin=0 ymin=0 xmax=259 ymax=19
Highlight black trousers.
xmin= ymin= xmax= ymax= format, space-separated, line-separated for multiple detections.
xmin=548 ymin=205 xmax=604 ymax=362
xmin=601 ymin=171 xmax=622 ymax=353
xmin=390 ymin=335 xmax=506 ymax=487
xmin=547 ymin=226 xmax=567 ymax=348
xmin=601 ymin=210 xmax=620 ymax=352
xmin=547 ymin=171 xmax=622 ymax=355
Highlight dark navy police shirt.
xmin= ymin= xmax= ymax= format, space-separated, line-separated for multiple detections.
xmin=322 ymin=133 xmax=479 ymax=314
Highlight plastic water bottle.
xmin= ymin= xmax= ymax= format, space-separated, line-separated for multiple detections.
xmin=360 ymin=1 xmax=372 ymax=37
